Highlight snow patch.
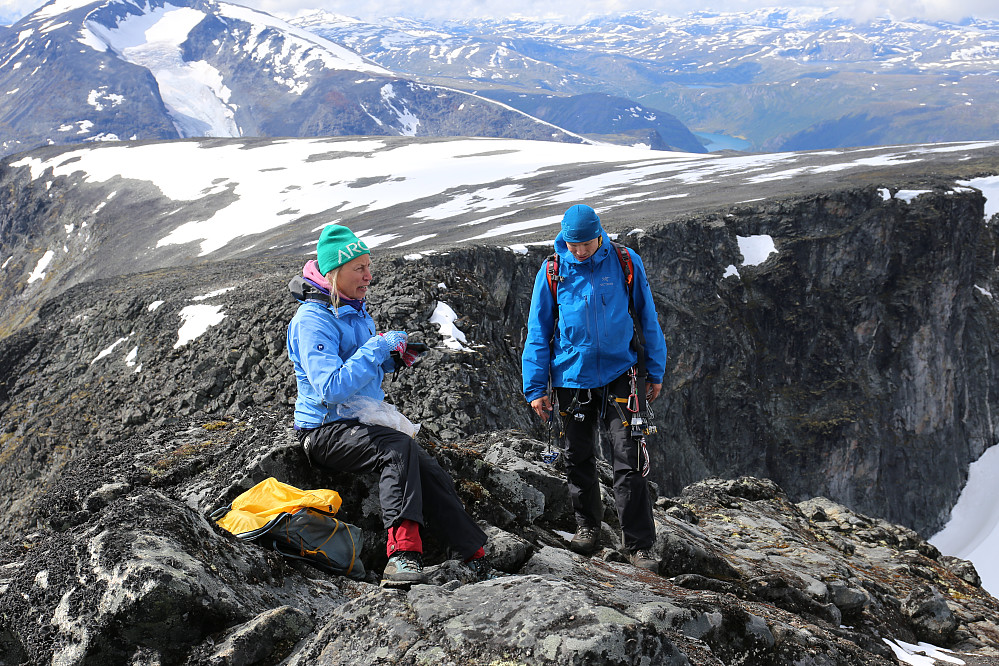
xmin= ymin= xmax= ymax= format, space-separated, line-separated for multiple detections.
xmin=31 ymin=0 xmax=94 ymax=21
xmin=430 ymin=301 xmax=469 ymax=351
xmin=895 ymin=189 xmax=932 ymax=203
xmin=192 ymin=287 xmax=235 ymax=301
xmin=391 ymin=234 xmax=437 ymax=248
xmin=78 ymin=25 xmax=106 ymax=51
xmin=958 ymin=176 xmax=999 ymax=221
xmin=91 ymin=336 xmax=130 ymax=365
xmin=883 ymin=638 xmax=966 ymax=665
xmin=464 ymin=215 xmax=562 ymax=242
xmin=125 ymin=346 xmax=141 ymax=373
xmin=737 ymin=235 xmax=777 ymax=266
xmin=931 ymin=444 xmax=999 ymax=597
xmin=174 ymin=304 xmax=225 ymax=348
xmin=380 ymin=84 xmax=420 ymax=136
xmin=27 ymin=250 xmax=55 ymax=283
xmin=87 ymin=88 xmax=125 ymax=111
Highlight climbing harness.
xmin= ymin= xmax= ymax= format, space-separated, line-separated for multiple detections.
xmin=543 ymin=380 xmax=657 ymax=477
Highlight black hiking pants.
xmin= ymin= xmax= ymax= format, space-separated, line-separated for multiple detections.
xmin=300 ymin=420 xmax=487 ymax=560
xmin=556 ymin=372 xmax=656 ymax=552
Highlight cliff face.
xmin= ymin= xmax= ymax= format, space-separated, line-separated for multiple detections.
xmin=1 ymin=182 xmax=997 ymax=538
xmin=636 ymin=187 xmax=999 ymax=536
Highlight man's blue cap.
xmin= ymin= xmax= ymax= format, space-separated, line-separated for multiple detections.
xmin=560 ymin=204 xmax=602 ymax=242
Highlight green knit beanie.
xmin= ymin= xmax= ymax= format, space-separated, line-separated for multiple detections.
xmin=316 ymin=224 xmax=370 ymax=275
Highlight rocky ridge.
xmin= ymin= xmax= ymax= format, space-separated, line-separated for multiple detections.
xmin=3 ymin=163 xmax=999 ymax=539
xmin=3 ymin=144 xmax=999 ymax=662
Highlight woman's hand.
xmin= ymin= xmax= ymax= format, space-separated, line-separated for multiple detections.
xmin=380 ymin=330 xmax=408 ymax=353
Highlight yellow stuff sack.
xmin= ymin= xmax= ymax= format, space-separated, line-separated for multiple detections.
xmin=212 ymin=477 xmax=364 ymax=579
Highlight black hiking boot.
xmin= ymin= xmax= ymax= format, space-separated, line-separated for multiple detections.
xmin=465 ymin=556 xmax=504 ymax=582
xmin=628 ymin=548 xmax=659 ymax=574
xmin=381 ymin=551 xmax=427 ymax=587
xmin=569 ymin=526 xmax=600 ymax=555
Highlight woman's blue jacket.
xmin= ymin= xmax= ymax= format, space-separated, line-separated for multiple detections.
xmin=521 ymin=231 xmax=667 ymax=403
xmin=287 ymin=297 xmax=395 ymax=429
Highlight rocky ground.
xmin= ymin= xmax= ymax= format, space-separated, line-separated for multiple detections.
xmin=1 ymin=405 xmax=998 ymax=665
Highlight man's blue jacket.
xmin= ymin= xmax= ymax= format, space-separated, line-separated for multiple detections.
xmin=522 ymin=230 xmax=667 ymax=403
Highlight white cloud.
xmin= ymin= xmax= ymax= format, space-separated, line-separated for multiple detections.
xmin=5 ymin=0 xmax=999 ymax=25
xmin=259 ymin=0 xmax=999 ymax=22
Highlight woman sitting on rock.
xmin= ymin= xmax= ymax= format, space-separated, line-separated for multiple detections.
xmin=286 ymin=224 xmax=489 ymax=586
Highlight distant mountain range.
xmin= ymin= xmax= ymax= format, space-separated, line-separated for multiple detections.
xmin=1 ymin=3 xmax=997 ymax=157
xmin=0 ymin=0 xmax=590 ymax=158
xmin=291 ymin=9 xmax=999 ymax=152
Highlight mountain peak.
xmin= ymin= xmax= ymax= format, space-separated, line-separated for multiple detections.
xmin=0 ymin=0 xmax=587 ymax=157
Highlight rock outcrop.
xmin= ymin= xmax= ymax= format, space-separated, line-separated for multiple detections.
xmin=1 ymin=409 xmax=998 ymax=664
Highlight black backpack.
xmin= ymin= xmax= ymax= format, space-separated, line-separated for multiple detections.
xmin=212 ymin=479 xmax=366 ymax=579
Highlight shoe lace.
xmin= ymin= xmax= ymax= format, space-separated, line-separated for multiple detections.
xmin=634 ymin=549 xmax=654 ymax=560
xmin=392 ymin=551 xmax=424 ymax=572
xmin=576 ymin=527 xmax=597 ymax=540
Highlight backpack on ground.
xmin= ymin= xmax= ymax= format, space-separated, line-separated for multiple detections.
xmin=212 ymin=477 xmax=365 ymax=579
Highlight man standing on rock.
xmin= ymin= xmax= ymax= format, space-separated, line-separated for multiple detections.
xmin=522 ymin=204 xmax=667 ymax=573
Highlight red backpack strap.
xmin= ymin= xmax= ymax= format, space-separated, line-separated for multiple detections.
xmin=546 ymin=253 xmax=560 ymax=304
xmin=545 ymin=253 xmax=562 ymax=335
xmin=612 ymin=242 xmax=634 ymax=296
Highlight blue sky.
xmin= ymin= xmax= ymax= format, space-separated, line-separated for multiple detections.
xmin=3 ymin=0 xmax=999 ymax=24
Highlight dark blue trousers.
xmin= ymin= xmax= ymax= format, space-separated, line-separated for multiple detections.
xmin=556 ymin=373 xmax=656 ymax=552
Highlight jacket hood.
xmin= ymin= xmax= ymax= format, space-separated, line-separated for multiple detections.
xmin=288 ymin=275 xmax=330 ymax=303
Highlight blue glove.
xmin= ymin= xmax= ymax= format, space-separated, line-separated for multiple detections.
xmin=381 ymin=330 xmax=408 ymax=354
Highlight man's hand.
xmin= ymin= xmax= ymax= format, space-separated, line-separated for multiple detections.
xmin=531 ymin=396 xmax=554 ymax=421
xmin=647 ymin=383 xmax=662 ymax=402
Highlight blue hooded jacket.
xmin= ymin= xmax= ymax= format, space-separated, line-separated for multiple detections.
xmin=287 ymin=289 xmax=396 ymax=429
xmin=522 ymin=230 xmax=667 ymax=402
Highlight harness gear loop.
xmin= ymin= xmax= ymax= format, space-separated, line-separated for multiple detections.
xmin=542 ymin=379 xmax=561 ymax=465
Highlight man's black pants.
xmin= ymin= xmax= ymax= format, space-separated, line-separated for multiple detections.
xmin=301 ymin=419 xmax=486 ymax=560
xmin=556 ymin=373 xmax=656 ymax=552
